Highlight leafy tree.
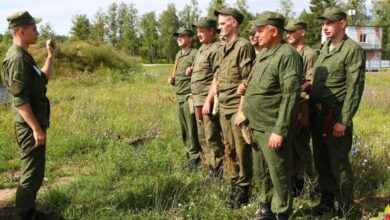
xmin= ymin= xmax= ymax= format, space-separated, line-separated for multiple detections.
xmin=159 ymin=4 xmax=180 ymax=63
xmin=342 ymin=0 xmax=369 ymax=25
xmin=179 ymin=0 xmax=201 ymax=27
xmin=235 ymin=0 xmax=254 ymax=38
xmin=39 ymin=22 xmax=56 ymax=39
xmin=117 ymin=3 xmax=139 ymax=55
xmin=207 ymin=0 xmax=226 ymax=18
xmin=106 ymin=2 xmax=119 ymax=45
xmin=278 ymin=0 xmax=295 ymax=18
xmin=70 ymin=14 xmax=91 ymax=40
xmin=371 ymin=0 xmax=390 ymax=58
xmin=90 ymin=8 xmax=106 ymax=42
xmin=139 ymin=12 xmax=159 ymax=63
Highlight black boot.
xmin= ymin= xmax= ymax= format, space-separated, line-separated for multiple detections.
xmin=255 ymin=203 xmax=275 ymax=220
xmin=208 ymin=165 xmax=224 ymax=183
xmin=275 ymin=212 xmax=290 ymax=220
xmin=18 ymin=208 xmax=35 ymax=220
xmin=226 ymin=185 xmax=249 ymax=209
xmin=309 ymin=191 xmax=335 ymax=216
xmin=292 ymin=177 xmax=304 ymax=198
xmin=32 ymin=209 xmax=54 ymax=220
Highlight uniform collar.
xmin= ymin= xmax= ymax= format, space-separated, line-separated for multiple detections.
xmin=224 ymin=37 xmax=240 ymax=54
xmin=199 ymin=40 xmax=217 ymax=52
xmin=180 ymin=48 xmax=193 ymax=56
xmin=258 ymin=40 xmax=285 ymax=61
xmin=323 ymin=35 xmax=349 ymax=56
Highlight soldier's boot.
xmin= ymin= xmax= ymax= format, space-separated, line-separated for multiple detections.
xmin=275 ymin=212 xmax=290 ymax=220
xmin=292 ymin=176 xmax=304 ymax=198
xmin=255 ymin=203 xmax=275 ymax=220
xmin=18 ymin=208 xmax=35 ymax=220
xmin=32 ymin=209 xmax=54 ymax=220
xmin=226 ymin=185 xmax=249 ymax=209
xmin=309 ymin=191 xmax=335 ymax=216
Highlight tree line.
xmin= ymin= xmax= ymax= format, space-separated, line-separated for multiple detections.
xmin=1 ymin=0 xmax=390 ymax=62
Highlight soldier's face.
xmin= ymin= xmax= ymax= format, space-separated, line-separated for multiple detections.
xmin=255 ymin=25 xmax=277 ymax=49
xmin=218 ymin=15 xmax=235 ymax=39
xmin=286 ymin=29 xmax=304 ymax=46
xmin=20 ymin=24 xmax=39 ymax=45
xmin=197 ymin=27 xmax=215 ymax=44
xmin=249 ymin=35 xmax=258 ymax=46
xmin=321 ymin=19 xmax=346 ymax=39
xmin=177 ymin=34 xmax=192 ymax=48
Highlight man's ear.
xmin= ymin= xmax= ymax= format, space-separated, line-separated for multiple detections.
xmin=340 ymin=19 xmax=347 ymax=28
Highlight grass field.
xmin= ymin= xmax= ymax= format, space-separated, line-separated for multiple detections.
xmin=0 ymin=65 xmax=389 ymax=219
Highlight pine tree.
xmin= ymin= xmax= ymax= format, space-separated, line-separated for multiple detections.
xmin=371 ymin=0 xmax=390 ymax=58
xmin=207 ymin=0 xmax=226 ymax=18
xmin=139 ymin=12 xmax=159 ymax=63
xmin=235 ymin=0 xmax=254 ymax=38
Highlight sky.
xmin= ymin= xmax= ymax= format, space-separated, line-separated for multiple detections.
xmin=0 ymin=0 xmax=373 ymax=36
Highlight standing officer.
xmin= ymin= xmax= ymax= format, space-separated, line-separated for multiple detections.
xmin=1 ymin=11 xmax=55 ymax=219
xmin=168 ymin=27 xmax=201 ymax=170
xmin=285 ymin=20 xmax=318 ymax=197
xmin=204 ymin=7 xmax=255 ymax=209
xmin=309 ymin=7 xmax=365 ymax=218
xmin=242 ymin=11 xmax=302 ymax=219
xmin=190 ymin=17 xmax=225 ymax=180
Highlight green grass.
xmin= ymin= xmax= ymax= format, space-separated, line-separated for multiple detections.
xmin=1 ymin=67 xmax=389 ymax=219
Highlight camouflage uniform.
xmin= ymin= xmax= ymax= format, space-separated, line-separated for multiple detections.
xmin=245 ymin=12 xmax=302 ymax=216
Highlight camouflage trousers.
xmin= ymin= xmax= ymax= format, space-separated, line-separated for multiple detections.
xmin=176 ymin=98 xmax=201 ymax=161
xmin=219 ymin=112 xmax=252 ymax=187
xmin=14 ymin=122 xmax=46 ymax=214
xmin=194 ymin=106 xmax=224 ymax=169
xmin=310 ymin=109 xmax=354 ymax=206
xmin=252 ymin=129 xmax=293 ymax=214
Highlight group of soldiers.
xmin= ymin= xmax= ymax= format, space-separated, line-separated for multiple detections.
xmin=169 ymin=6 xmax=365 ymax=220
xmin=0 ymin=6 xmax=365 ymax=220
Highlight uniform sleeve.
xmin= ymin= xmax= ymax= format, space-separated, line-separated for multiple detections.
xmin=8 ymin=58 xmax=31 ymax=107
xmin=304 ymin=51 xmax=318 ymax=81
xmin=213 ymin=46 xmax=223 ymax=79
xmin=273 ymin=54 xmax=301 ymax=137
xmin=338 ymin=47 xmax=365 ymax=126
xmin=238 ymin=44 xmax=256 ymax=80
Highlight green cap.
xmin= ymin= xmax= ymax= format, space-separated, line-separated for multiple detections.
xmin=6 ymin=11 xmax=42 ymax=29
xmin=214 ymin=7 xmax=244 ymax=24
xmin=192 ymin=17 xmax=217 ymax=29
xmin=248 ymin=26 xmax=256 ymax=36
xmin=173 ymin=27 xmax=194 ymax=37
xmin=319 ymin=7 xmax=347 ymax=21
xmin=250 ymin=11 xmax=285 ymax=30
xmin=285 ymin=20 xmax=307 ymax=32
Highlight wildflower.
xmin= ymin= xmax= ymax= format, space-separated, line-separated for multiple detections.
xmin=351 ymin=145 xmax=360 ymax=154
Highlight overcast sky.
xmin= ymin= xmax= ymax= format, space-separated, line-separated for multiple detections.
xmin=0 ymin=0 xmax=373 ymax=36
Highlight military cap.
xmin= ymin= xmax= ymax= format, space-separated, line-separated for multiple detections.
xmin=285 ymin=20 xmax=307 ymax=32
xmin=319 ymin=7 xmax=347 ymax=21
xmin=6 ymin=11 xmax=42 ymax=29
xmin=173 ymin=27 xmax=194 ymax=37
xmin=250 ymin=11 xmax=285 ymax=30
xmin=192 ymin=17 xmax=217 ymax=29
xmin=248 ymin=26 xmax=256 ymax=36
xmin=214 ymin=7 xmax=244 ymax=24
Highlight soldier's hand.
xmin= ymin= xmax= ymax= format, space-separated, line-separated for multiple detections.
xmin=333 ymin=123 xmax=346 ymax=137
xmin=268 ymin=133 xmax=284 ymax=149
xmin=202 ymin=102 xmax=211 ymax=115
xmin=237 ymin=81 xmax=248 ymax=95
xmin=33 ymin=127 xmax=46 ymax=147
xmin=186 ymin=67 xmax=193 ymax=76
xmin=168 ymin=76 xmax=175 ymax=86
xmin=46 ymin=39 xmax=56 ymax=58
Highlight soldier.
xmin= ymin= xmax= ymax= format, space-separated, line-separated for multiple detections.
xmin=204 ymin=7 xmax=255 ymax=209
xmin=248 ymin=26 xmax=262 ymax=55
xmin=168 ymin=27 xmax=201 ymax=171
xmin=190 ymin=17 xmax=225 ymax=180
xmin=1 ymin=11 xmax=56 ymax=219
xmin=309 ymin=7 xmax=365 ymax=218
xmin=285 ymin=20 xmax=318 ymax=197
xmin=241 ymin=11 xmax=302 ymax=219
